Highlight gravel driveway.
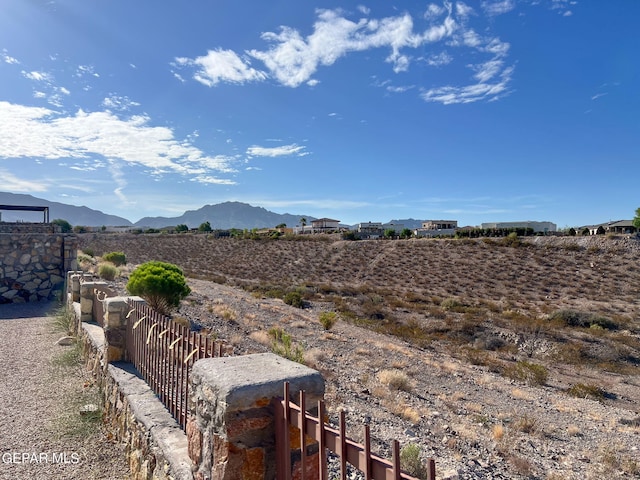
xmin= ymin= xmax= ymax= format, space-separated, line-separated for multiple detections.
xmin=0 ymin=301 xmax=129 ymax=480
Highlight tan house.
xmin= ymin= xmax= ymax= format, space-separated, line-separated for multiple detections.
xmin=415 ymin=219 xmax=458 ymax=237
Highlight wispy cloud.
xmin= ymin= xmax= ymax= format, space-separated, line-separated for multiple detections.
xmin=173 ymin=49 xmax=267 ymax=86
xmin=102 ymin=95 xmax=141 ymax=112
xmin=0 ymin=169 xmax=48 ymax=192
xmin=175 ymin=8 xmax=451 ymax=88
xmin=246 ymin=144 xmax=307 ymax=157
xmin=175 ymin=4 xmax=519 ymax=105
xmin=0 ymin=101 xmax=238 ymax=184
xmin=481 ymin=0 xmax=516 ymax=16
xmin=1 ymin=49 xmax=19 ymax=64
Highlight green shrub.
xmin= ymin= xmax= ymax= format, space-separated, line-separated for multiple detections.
xmin=269 ymin=327 xmax=305 ymax=363
xmin=126 ymin=261 xmax=191 ymax=315
xmin=102 ymin=251 xmax=126 ymax=266
xmin=319 ymin=311 xmax=338 ymax=330
xmin=283 ymin=291 xmax=304 ymax=308
xmin=400 ymin=443 xmax=429 ymax=479
xmin=566 ymin=383 xmax=606 ymax=401
xmin=97 ymin=262 xmax=118 ymax=281
xmin=440 ymin=297 xmax=465 ymax=311
xmin=504 ymin=361 xmax=548 ymax=386
xmin=549 ymin=309 xmax=618 ymax=330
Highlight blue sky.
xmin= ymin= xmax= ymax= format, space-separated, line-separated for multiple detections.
xmin=0 ymin=0 xmax=638 ymax=228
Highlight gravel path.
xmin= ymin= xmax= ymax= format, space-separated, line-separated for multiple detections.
xmin=0 ymin=302 xmax=129 ymax=480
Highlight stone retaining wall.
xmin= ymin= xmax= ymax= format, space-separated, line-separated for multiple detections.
xmin=72 ymin=300 xmax=193 ymax=480
xmin=0 ymin=223 xmax=77 ymax=304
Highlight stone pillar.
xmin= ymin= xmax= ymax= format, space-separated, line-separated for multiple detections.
xmin=188 ymin=353 xmax=325 ymax=480
xmin=67 ymin=271 xmax=84 ymax=303
xmin=79 ymin=281 xmax=96 ymax=323
xmin=103 ymin=296 xmax=144 ymax=364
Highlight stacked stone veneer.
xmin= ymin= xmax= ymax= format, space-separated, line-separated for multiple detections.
xmin=68 ymin=274 xmax=326 ymax=480
xmin=0 ymin=223 xmax=77 ymax=304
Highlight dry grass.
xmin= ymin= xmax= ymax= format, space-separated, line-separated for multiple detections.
xmin=79 ymin=233 xmax=640 ymax=387
xmin=378 ymin=369 xmax=413 ymax=392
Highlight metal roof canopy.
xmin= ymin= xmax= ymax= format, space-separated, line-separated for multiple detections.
xmin=0 ymin=205 xmax=49 ymax=223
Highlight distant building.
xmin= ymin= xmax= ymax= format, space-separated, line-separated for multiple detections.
xmin=311 ymin=218 xmax=340 ymax=231
xmin=480 ymin=221 xmax=556 ymax=233
xmin=582 ymin=220 xmax=637 ymax=235
xmin=357 ymin=222 xmax=383 ymax=239
xmin=415 ymin=220 xmax=458 ymax=237
xmin=294 ymin=218 xmax=341 ymax=234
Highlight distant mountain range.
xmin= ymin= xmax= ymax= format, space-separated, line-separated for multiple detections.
xmin=0 ymin=192 xmax=133 ymax=226
xmin=0 ymin=192 xmax=318 ymax=230
xmin=134 ymin=202 xmax=316 ymax=230
xmin=0 ymin=192 xmax=431 ymax=230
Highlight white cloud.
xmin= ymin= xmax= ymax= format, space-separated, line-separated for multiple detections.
xmin=421 ymin=65 xmax=514 ymax=104
xmin=481 ymin=0 xmax=516 ymax=16
xmin=0 ymin=169 xmax=48 ymax=192
xmin=178 ymin=8 xmax=452 ymax=88
xmin=174 ymin=4 xmax=526 ymax=105
xmin=456 ymin=2 xmax=476 ymax=18
xmin=0 ymin=101 xmax=238 ymax=183
xmin=174 ymin=49 xmax=267 ymax=87
xmin=102 ymin=95 xmax=141 ymax=112
xmin=246 ymin=144 xmax=307 ymax=157
xmin=22 ymin=70 xmax=53 ymax=82
xmin=2 ymin=50 xmax=19 ymax=64
xmin=472 ymin=58 xmax=504 ymax=82
xmin=426 ymin=51 xmax=453 ymax=66
xmin=424 ymin=3 xmax=446 ymax=19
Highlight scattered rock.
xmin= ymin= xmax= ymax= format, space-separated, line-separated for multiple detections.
xmin=56 ymin=336 xmax=75 ymax=346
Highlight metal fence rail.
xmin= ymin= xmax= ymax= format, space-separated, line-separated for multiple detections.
xmin=125 ymin=299 xmax=223 ymax=429
xmin=275 ymin=382 xmax=436 ymax=480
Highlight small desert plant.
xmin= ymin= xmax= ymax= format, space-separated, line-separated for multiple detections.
xmin=504 ymin=360 xmax=548 ymax=386
xmin=284 ymin=291 xmax=305 ymax=308
xmin=269 ymin=327 xmax=305 ymax=363
xmin=97 ymin=262 xmax=118 ymax=281
xmin=126 ymin=261 xmax=191 ymax=315
xmin=440 ymin=297 xmax=465 ymax=311
xmin=101 ymin=251 xmax=126 ymax=266
xmin=52 ymin=305 xmax=75 ymax=335
xmin=319 ymin=311 xmax=338 ymax=330
xmin=378 ymin=369 xmax=412 ymax=392
xmin=400 ymin=443 xmax=429 ymax=479
xmin=172 ymin=316 xmax=191 ymax=329
xmin=566 ymin=383 xmax=606 ymax=401
xmin=501 ymin=232 xmax=521 ymax=247
xmin=513 ymin=414 xmax=538 ymax=434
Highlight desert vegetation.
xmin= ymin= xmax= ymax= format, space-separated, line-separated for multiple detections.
xmin=79 ymin=233 xmax=640 ymax=379
xmin=77 ymin=232 xmax=640 ymax=478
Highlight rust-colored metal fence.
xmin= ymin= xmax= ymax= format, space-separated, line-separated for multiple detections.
xmin=275 ymin=382 xmax=436 ymax=480
xmin=124 ymin=298 xmax=224 ymax=429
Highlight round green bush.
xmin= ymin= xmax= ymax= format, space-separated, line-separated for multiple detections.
xmin=102 ymin=251 xmax=127 ymax=266
xmin=98 ymin=262 xmax=118 ymax=281
xmin=126 ymin=261 xmax=191 ymax=314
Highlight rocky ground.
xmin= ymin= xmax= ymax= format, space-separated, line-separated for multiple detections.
xmin=146 ymin=278 xmax=639 ymax=480
xmin=87 ymin=234 xmax=640 ymax=480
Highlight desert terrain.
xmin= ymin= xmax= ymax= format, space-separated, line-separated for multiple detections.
xmin=78 ymin=232 xmax=640 ymax=479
